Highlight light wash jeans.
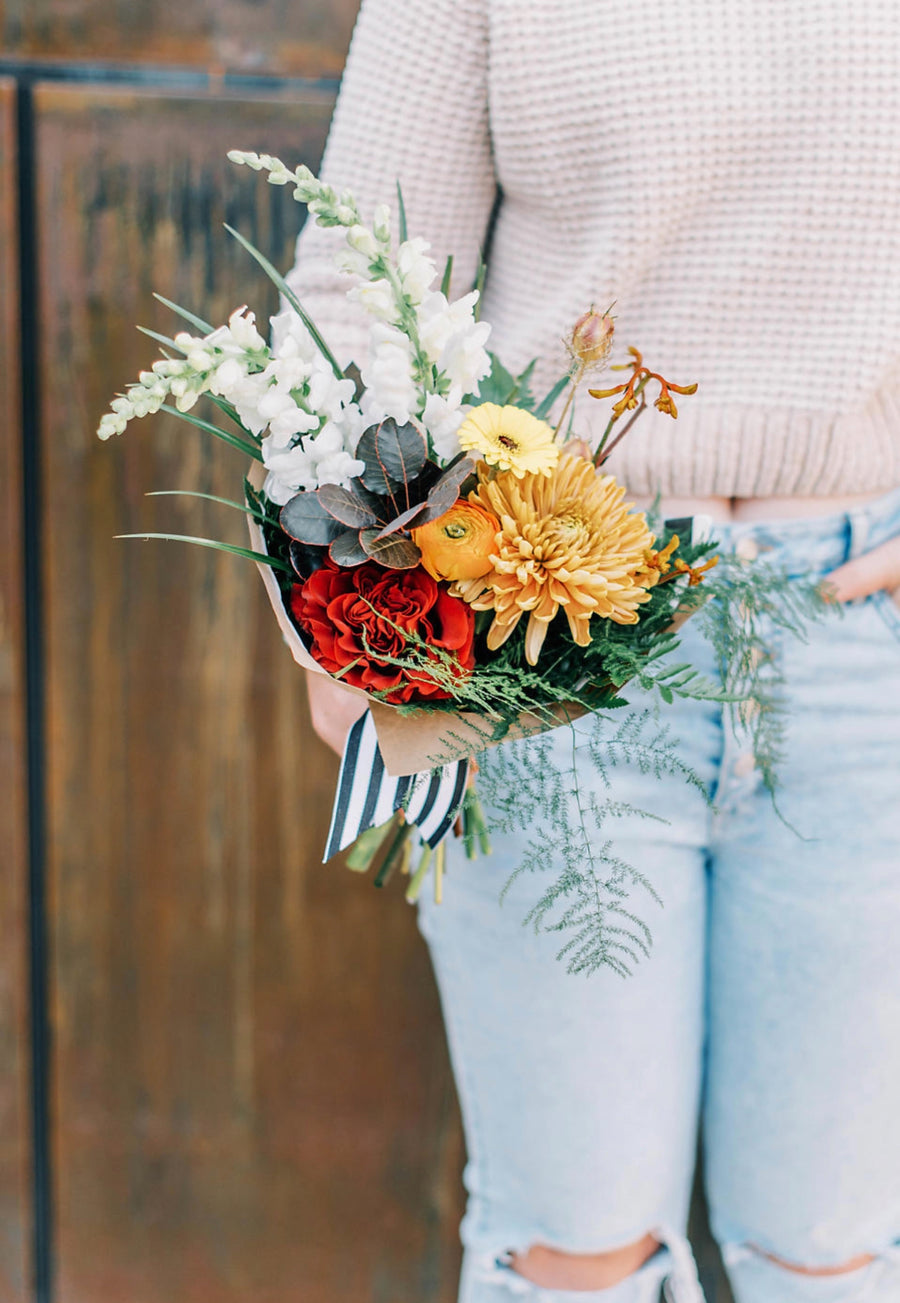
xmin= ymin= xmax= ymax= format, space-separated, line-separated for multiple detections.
xmin=418 ymin=487 xmax=900 ymax=1303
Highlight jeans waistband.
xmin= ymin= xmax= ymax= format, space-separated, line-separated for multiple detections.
xmin=711 ymin=485 xmax=900 ymax=578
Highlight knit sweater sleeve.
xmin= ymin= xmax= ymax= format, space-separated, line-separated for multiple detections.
xmin=285 ymin=0 xmax=497 ymax=370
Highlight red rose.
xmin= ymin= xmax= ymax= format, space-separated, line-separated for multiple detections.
xmin=291 ymin=560 xmax=475 ymax=704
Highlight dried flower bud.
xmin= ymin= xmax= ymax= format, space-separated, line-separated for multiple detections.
xmin=569 ymin=308 xmax=615 ymax=367
xmin=561 ymin=437 xmax=594 ymax=461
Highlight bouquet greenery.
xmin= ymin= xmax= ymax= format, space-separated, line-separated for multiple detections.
xmin=98 ymin=151 xmax=827 ymax=975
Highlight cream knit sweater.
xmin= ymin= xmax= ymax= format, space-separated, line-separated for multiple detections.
xmin=288 ymin=0 xmax=900 ymax=498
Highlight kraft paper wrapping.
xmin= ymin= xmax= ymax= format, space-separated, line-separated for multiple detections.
xmin=247 ymin=464 xmax=699 ymax=777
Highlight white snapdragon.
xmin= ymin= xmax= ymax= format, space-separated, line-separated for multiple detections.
xmin=306 ymin=363 xmax=357 ymax=421
xmin=360 ymin=323 xmax=419 ymax=425
xmin=397 ymin=238 xmax=437 ymax=305
xmin=95 ymin=298 xmax=340 ymax=459
xmin=207 ymin=357 xmax=271 ymax=434
xmin=184 ymin=345 xmax=214 ymax=371
xmin=98 ymin=413 xmax=126 ymax=439
xmin=334 ymin=247 xmax=375 ymax=279
xmin=229 ymin=151 xmax=348 ymax=223
xmin=264 ymin=351 xmax=310 ymax=394
xmin=262 ymin=420 xmax=364 ymax=504
xmin=97 ymin=305 xmax=274 ymax=435
xmin=257 ymin=328 xmax=366 ymax=501
xmin=256 ymin=386 xmax=320 ymax=446
xmin=261 ymin=444 xmax=316 ymax=502
xmin=221 ymin=375 xmax=273 ymax=435
xmin=269 ymin=307 xmax=318 ymax=361
xmin=443 ymin=323 xmax=493 ymax=394
xmin=97 ymin=372 xmax=169 ymax=438
xmin=188 ymin=306 xmax=267 ymax=360
xmin=308 ymin=421 xmax=366 ymax=485
xmin=417 ymin=290 xmax=492 ymax=393
xmin=102 ymin=155 xmax=495 ymax=497
xmin=421 ymin=390 xmax=470 ymax=463
xmin=224 ymin=308 xmax=267 ymax=352
xmin=347 ymin=278 xmax=398 ymax=323
xmin=226 ymin=151 xmax=295 ymax=188
xmin=334 ymin=219 xmax=393 ymax=298
xmin=168 ymin=370 xmax=209 ymax=413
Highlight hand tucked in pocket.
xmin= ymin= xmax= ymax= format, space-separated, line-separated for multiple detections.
xmin=826 ymin=533 xmax=900 ymax=605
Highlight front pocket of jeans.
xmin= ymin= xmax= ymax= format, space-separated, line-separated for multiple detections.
xmin=870 ymin=588 xmax=900 ymax=643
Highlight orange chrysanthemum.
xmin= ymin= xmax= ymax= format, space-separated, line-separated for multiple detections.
xmin=453 ymin=453 xmax=658 ymax=665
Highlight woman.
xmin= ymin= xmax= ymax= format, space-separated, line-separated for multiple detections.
xmin=288 ymin=1 xmax=900 ymax=1298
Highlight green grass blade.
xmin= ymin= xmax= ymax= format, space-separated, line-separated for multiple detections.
xmin=515 ymin=358 xmax=536 ymax=395
xmin=115 ymin=533 xmax=292 ymax=572
xmin=534 ymin=374 xmax=570 ymax=420
xmin=152 ymin=293 xmax=214 ymax=334
xmin=223 ymin=223 xmax=343 ymax=381
xmin=205 ymin=393 xmax=245 ymax=427
xmin=440 ymin=254 xmax=454 ymax=297
xmin=159 ymin=403 xmax=263 ymax=461
xmin=137 ymin=325 xmax=186 ymax=352
xmin=396 ymin=180 xmax=408 ymax=243
xmin=472 ymin=255 xmax=486 ymax=320
xmin=145 ymin=490 xmax=265 ymax=518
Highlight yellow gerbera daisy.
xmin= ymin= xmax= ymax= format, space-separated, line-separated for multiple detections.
xmin=456 ymin=403 xmax=559 ymax=478
xmin=453 ymin=453 xmax=657 ymax=665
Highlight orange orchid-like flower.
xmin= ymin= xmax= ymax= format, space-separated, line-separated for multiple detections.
xmin=670 ymin=555 xmax=719 ymax=587
xmin=589 ymin=346 xmax=698 ymax=420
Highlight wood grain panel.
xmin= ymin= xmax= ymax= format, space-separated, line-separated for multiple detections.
xmin=0 ymin=76 xmax=31 ymax=1303
xmin=2 ymin=0 xmax=360 ymax=79
xmin=35 ymin=83 xmax=463 ymax=1303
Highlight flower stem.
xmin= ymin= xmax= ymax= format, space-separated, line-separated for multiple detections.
xmin=343 ymin=818 xmax=396 ymax=873
xmin=373 ymin=814 xmax=412 ymax=888
xmin=593 ymin=373 xmax=652 ymax=466
xmin=595 ymin=394 xmax=648 ymax=466
xmin=433 ymin=842 xmax=445 ymax=904
xmin=460 ymin=786 xmax=492 ymax=858
xmin=379 ymin=259 xmax=433 ymax=398
xmin=405 ymin=844 xmax=433 ymax=903
xmin=552 ymin=365 xmax=585 ymax=440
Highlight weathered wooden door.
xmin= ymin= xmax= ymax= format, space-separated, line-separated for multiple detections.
xmin=0 ymin=10 xmax=464 ymax=1302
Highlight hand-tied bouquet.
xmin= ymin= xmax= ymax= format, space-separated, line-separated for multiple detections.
xmin=99 ymin=151 xmax=826 ymax=976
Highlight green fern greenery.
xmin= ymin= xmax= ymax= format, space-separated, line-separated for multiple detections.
xmin=697 ymin=555 xmax=830 ymax=798
xmin=473 ymin=560 xmax=830 ymax=976
xmin=480 ymin=714 xmax=685 ymax=978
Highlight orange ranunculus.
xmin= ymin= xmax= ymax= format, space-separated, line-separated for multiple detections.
xmin=412 ymin=500 xmax=500 ymax=582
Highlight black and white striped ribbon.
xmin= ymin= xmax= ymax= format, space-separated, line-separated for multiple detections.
xmin=323 ymin=710 xmax=470 ymax=862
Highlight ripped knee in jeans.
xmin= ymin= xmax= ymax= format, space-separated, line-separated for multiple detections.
xmin=508 ymin=1234 xmax=662 ymax=1291
xmin=723 ymin=1238 xmax=900 ymax=1299
xmin=748 ymin=1243 xmax=876 ymax=1276
xmin=467 ymin=1227 xmax=705 ymax=1300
